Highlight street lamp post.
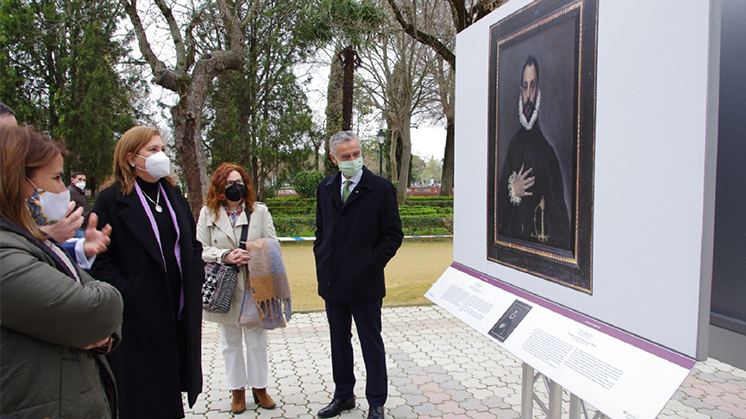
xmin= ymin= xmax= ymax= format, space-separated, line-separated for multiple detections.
xmin=376 ymin=129 xmax=386 ymax=177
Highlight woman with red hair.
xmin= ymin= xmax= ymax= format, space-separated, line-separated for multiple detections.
xmin=196 ymin=162 xmax=278 ymax=413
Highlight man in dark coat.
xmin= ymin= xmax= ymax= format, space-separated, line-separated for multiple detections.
xmin=91 ymin=179 xmax=204 ymax=418
xmin=497 ymin=55 xmax=570 ymax=250
xmin=68 ymin=171 xmax=91 ymax=238
xmin=314 ymin=131 xmax=403 ymax=419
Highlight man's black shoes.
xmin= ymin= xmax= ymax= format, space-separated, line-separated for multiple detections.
xmin=318 ymin=397 xmax=356 ymax=418
xmin=367 ymin=406 xmax=384 ymax=419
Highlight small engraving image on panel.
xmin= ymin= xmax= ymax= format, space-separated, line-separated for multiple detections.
xmin=489 ymin=300 xmax=532 ymax=342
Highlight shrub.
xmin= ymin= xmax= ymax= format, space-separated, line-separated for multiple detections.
xmin=400 ymin=216 xmax=453 ymax=235
xmin=273 ymin=216 xmax=316 ymax=237
xmin=293 ymin=171 xmax=324 ymax=198
xmin=404 ymin=196 xmax=453 ymax=207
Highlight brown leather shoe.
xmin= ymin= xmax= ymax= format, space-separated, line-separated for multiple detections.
xmin=252 ymin=387 xmax=277 ymax=409
xmin=231 ymin=388 xmax=246 ymax=414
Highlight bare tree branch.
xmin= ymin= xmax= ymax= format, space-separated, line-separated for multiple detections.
xmin=386 ymin=0 xmax=455 ymax=68
xmin=153 ymin=0 xmax=188 ymax=71
xmin=121 ymin=0 xmax=173 ymax=88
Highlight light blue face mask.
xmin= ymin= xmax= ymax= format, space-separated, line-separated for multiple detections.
xmin=338 ymin=157 xmax=363 ymax=177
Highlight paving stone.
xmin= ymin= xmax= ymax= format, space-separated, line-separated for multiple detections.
xmin=699 ymin=373 xmax=729 ymax=383
xmin=698 ymin=408 xmax=736 ymax=419
xmin=680 ymin=410 xmax=717 ymax=419
xmin=448 ymin=389 xmax=476 ymax=402
xmin=721 ymin=405 xmax=746 ymax=419
xmin=388 ymin=405 xmax=419 ymax=419
xmin=413 ymin=403 xmax=443 ymax=416
xmin=682 ymin=396 xmax=718 ymax=409
xmin=400 ymin=393 xmax=429 ymax=406
xmin=487 ymin=407 xmax=520 ymax=418
xmin=481 ymin=396 xmax=512 ymax=409
xmin=441 ymin=380 xmax=468 ymax=391
xmin=466 ymin=411 xmax=499 ymax=419
xmin=458 ymin=397 xmax=489 ymax=412
xmin=437 ymin=400 xmax=467 ymax=414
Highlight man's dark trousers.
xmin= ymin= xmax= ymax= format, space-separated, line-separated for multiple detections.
xmin=326 ymin=299 xmax=387 ymax=407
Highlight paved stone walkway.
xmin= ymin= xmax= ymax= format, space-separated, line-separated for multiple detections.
xmin=185 ymin=305 xmax=746 ymax=419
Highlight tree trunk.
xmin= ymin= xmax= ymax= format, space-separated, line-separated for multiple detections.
xmin=388 ymin=127 xmax=399 ymax=181
xmin=170 ymin=52 xmax=240 ymax=219
xmin=396 ymin=116 xmax=412 ymax=205
xmin=339 ymin=46 xmax=357 ymax=131
xmin=171 ymin=99 xmax=208 ymax=220
xmin=440 ymin=114 xmax=455 ymax=196
xmin=325 ymin=47 xmax=344 ymax=174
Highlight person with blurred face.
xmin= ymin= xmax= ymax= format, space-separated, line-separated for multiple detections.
xmin=68 ymin=171 xmax=91 ymax=238
xmin=0 ymin=103 xmax=17 ymax=126
xmin=0 ymin=124 xmax=123 ymax=418
xmin=91 ymin=126 xmax=205 ymax=418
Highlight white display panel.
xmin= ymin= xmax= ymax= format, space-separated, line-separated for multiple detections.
xmin=453 ymin=0 xmax=719 ymax=359
xmin=426 ymin=266 xmax=694 ymax=419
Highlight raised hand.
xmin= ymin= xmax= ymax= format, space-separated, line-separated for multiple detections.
xmin=83 ymin=213 xmax=112 ymax=258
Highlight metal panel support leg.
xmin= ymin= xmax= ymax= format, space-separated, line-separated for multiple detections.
xmin=521 ymin=363 xmax=535 ymax=419
xmin=569 ymin=393 xmax=581 ymax=419
xmin=548 ymin=379 xmax=562 ymax=419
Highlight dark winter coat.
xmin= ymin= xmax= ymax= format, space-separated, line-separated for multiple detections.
xmin=0 ymin=218 xmax=122 ymax=419
xmin=68 ymin=183 xmax=91 ymax=227
xmin=91 ymin=180 xmax=204 ymax=419
xmin=314 ymin=166 xmax=403 ymax=303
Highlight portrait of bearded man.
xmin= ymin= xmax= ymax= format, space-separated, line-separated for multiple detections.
xmin=497 ymin=55 xmax=571 ymax=250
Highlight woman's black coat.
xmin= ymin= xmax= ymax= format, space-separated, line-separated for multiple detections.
xmin=91 ymin=181 xmax=204 ymax=418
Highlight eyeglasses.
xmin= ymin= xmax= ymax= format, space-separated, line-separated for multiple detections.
xmin=226 ymin=179 xmax=244 ymax=186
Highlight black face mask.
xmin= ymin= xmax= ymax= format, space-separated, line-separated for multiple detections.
xmin=225 ymin=184 xmax=246 ymax=202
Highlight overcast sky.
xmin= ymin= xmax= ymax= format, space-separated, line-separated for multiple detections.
xmin=298 ymin=54 xmax=447 ymax=162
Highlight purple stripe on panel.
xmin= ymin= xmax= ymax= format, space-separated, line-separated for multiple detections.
xmin=450 ymin=263 xmax=696 ymax=369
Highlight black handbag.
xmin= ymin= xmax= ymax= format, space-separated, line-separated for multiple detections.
xmin=201 ymin=222 xmax=249 ymax=313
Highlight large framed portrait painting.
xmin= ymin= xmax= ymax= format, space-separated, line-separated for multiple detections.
xmin=487 ymin=0 xmax=598 ymax=293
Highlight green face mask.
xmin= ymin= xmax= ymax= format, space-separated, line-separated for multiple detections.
xmin=338 ymin=157 xmax=363 ymax=177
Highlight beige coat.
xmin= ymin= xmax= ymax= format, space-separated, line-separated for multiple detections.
xmin=196 ymin=202 xmax=277 ymax=324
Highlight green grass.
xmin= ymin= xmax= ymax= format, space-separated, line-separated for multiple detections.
xmin=280 ymin=239 xmax=453 ymax=312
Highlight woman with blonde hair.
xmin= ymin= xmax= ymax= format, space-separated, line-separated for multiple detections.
xmin=196 ymin=162 xmax=279 ymax=413
xmin=0 ymin=124 xmax=122 ymax=418
xmin=91 ymin=126 xmax=204 ymax=418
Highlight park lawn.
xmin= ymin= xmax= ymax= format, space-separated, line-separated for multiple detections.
xmin=280 ymin=239 xmax=453 ymax=312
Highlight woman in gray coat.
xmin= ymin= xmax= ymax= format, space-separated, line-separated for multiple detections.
xmin=0 ymin=125 xmax=124 ymax=418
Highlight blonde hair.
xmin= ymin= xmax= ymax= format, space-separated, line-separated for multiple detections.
xmin=104 ymin=126 xmax=175 ymax=194
xmin=0 ymin=125 xmax=66 ymax=239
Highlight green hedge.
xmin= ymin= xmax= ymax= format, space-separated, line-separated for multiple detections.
xmin=398 ymin=206 xmax=453 ymax=217
xmin=270 ymin=204 xmax=452 ymax=218
xmin=403 ymin=200 xmax=453 ymax=208
xmin=273 ymin=214 xmax=453 ymax=237
xmin=273 ymin=216 xmax=317 ymax=237
xmin=264 ymin=197 xmax=315 ymax=206
xmin=267 ymin=196 xmax=454 ymax=236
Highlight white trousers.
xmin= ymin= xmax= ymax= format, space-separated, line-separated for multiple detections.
xmin=218 ymin=324 xmax=268 ymax=390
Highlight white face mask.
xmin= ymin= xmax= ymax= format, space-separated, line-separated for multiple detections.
xmin=74 ymin=181 xmax=86 ymax=190
xmin=338 ymin=157 xmax=363 ymax=177
xmin=26 ymin=178 xmax=71 ymax=225
xmin=136 ymin=151 xmax=171 ymax=179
